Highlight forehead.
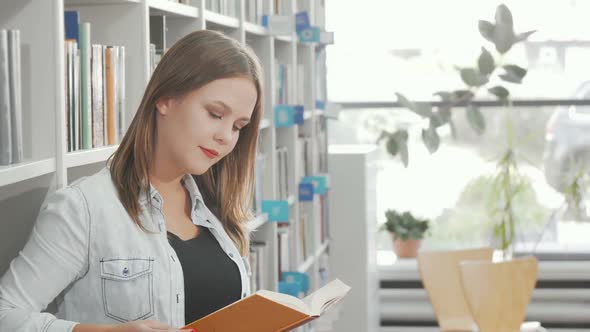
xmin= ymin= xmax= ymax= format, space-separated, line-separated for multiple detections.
xmin=193 ymin=77 xmax=257 ymax=109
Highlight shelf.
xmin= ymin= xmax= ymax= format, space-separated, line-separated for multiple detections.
xmin=274 ymin=35 xmax=293 ymax=43
xmin=204 ymin=10 xmax=239 ymax=29
xmin=65 ymin=0 xmax=139 ymax=5
xmin=260 ymin=118 xmax=271 ymax=130
xmin=65 ymin=145 xmax=119 ymax=168
xmin=244 ymin=22 xmax=268 ymax=36
xmin=247 ymin=213 xmax=268 ymax=232
xmin=297 ymin=240 xmax=330 ymax=273
xmin=0 ymin=158 xmax=56 ymax=187
xmin=148 ymin=0 xmax=198 ymax=18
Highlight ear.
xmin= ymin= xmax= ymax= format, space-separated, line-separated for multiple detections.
xmin=155 ymin=97 xmax=173 ymax=116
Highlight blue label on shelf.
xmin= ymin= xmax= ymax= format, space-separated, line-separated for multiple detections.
xmin=294 ymin=105 xmax=304 ymax=124
xmin=283 ymin=271 xmax=310 ymax=293
xmin=298 ymin=26 xmax=321 ymax=42
xmin=298 ymin=182 xmax=314 ymax=201
xmin=274 ymin=105 xmax=295 ymax=128
xmin=261 ymin=15 xmax=269 ymax=27
xmin=295 ymin=12 xmax=311 ymax=33
xmin=301 ymin=176 xmax=328 ymax=195
xmin=278 ymin=281 xmax=301 ymax=297
xmin=315 ymin=100 xmax=326 ymax=110
xmin=262 ymin=200 xmax=289 ymax=222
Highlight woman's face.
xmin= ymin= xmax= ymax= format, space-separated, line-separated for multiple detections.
xmin=155 ymin=77 xmax=257 ymax=176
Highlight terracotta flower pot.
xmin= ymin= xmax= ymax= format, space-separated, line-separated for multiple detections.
xmin=390 ymin=233 xmax=422 ymax=258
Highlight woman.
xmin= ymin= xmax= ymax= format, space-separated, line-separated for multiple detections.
xmin=0 ymin=29 xmax=263 ymax=332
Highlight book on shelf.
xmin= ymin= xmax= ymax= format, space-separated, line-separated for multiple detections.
xmin=278 ymin=225 xmax=290 ymax=276
xmin=183 ymin=279 xmax=351 ymax=332
xmin=245 ymin=0 xmax=263 ymax=25
xmin=206 ymin=0 xmax=238 ymax=18
xmin=0 ymin=28 xmax=24 ymax=166
xmin=276 ymin=146 xmax=289 ymax=200
xmin=0 ymin=30 xmax=10 ymax=165
xmin=91 ymin=44 xmax=105 ymax=148
xmin=253 ymin=153 xmax=265 ymax=214
xmin=64 ymin=14 xmax=127 ymax=152
xmin=149 ymin=16 xmax=166 ymax=55
xmin=249 ymin=240 xmax=268 ymax=293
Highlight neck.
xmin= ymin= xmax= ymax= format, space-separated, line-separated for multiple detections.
xmin=149 ymin=159 xmax=184 ymax=197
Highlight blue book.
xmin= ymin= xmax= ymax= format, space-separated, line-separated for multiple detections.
xmin=274 ymin=104 xmax=295 ymax=128
xmin=301 ymin=175 xmax=328 ymax=195
xmin=298 ymin=183 xmax=314 ymax=202
xmin=315 ymin=100 xmax=326 ymax=110
xmin=294 ymin=105 xmax=304 ymax=124
xmin=64 ymin=11 xmax=80 ymax=43
xmin=262 ymin=200 xmax=289 ymax=222
xmin=283 ymin=272 xmax=310 ymax=293
xmin=295 ymin=12 xmax=310 ymax=33
xmin=298 ymin=26 xmax=321 ymax=43
xmin=278 ymin=281 xmax=301 ymax=297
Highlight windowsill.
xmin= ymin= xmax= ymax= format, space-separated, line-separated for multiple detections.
xmin=377 ymin=249 xmax=590 ymax=281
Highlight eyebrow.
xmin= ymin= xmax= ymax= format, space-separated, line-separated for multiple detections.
xmin=209 ymin=101 xmax=251 ymax=123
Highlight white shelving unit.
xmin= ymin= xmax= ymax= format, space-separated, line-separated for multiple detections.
xmin=0 ymin=0 xmax=334 ymax=331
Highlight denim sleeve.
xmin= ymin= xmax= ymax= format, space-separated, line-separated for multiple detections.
xmin=0 ymin=186 xmax=90 ymax=332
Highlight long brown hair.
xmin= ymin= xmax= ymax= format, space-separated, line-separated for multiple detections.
xmin=109 ymin=30 xmax=263 ymax=256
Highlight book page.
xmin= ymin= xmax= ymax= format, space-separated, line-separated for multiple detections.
xmin=302 ymin=279 xmax=351 ymax=316
xmin=256 ymin=289 xmax=309 ymax=315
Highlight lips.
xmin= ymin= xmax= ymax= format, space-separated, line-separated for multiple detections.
xmin=200 ymin=147 xmax=219 ymax=159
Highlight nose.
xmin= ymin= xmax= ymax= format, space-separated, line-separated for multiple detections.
xmin=213 ymin=121 xmax=234 ymax=145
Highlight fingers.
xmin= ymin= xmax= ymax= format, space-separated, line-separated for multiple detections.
xmin=143 ymin=320 xmax=196 ymax=332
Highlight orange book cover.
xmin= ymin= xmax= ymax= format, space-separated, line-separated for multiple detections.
xmin=182 ymin=279 xmax=350 ymax=332
xmin=105 ymin=46 xmax=115 ymax=145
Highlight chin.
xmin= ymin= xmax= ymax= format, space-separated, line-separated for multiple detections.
xmin=186 ymin=159 xmax=215 ymax=175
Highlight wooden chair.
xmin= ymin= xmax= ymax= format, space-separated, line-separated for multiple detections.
xmin=417 ymin=247 xmax=494 ymax=332
xmin=459 ymin=256 xmax=539 ymax=332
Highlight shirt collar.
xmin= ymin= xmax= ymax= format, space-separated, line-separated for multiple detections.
xmin=181 ymin=174 xmax=205 ymax=211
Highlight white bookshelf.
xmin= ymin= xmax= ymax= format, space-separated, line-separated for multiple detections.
xmin=0 ymin=158 xmax=56 ymax=187
xmin=0 ymin=0 xmax=334 ymax=330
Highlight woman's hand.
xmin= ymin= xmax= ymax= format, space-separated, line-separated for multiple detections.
xmin=74 ymin=320 xmax=196 ymax=332
xmin=108 ymin=320 xmax=195 ymax=332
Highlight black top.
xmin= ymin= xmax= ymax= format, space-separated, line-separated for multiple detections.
xmin=167 ymin=226 xmax=242 ymax=324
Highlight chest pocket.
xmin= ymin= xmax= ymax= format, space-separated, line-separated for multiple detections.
xmin=100 ymin=258 xmax=155 ymax=322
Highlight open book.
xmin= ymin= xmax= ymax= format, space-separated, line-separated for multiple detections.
xmin=183 ymin=279 xmax=351 ymax=332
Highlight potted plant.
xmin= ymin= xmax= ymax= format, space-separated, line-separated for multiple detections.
xmin=381 ymin=210 xmax=430 ymax=258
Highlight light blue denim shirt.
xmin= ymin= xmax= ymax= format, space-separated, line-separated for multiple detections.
xmin=0 ymin=167 xmax=251 ymax=331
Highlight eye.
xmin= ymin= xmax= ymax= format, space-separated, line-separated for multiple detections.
xmin=208 ymin=111 xmax=222 ymax=120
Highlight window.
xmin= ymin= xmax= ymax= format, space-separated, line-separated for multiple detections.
xmin=325 ymin=0 xmax=590 ymax=264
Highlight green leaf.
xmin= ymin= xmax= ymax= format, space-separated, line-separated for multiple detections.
xmin=386 ymin=136 xmax=399 ymax=156
xmin=493 ymin=5 xmax=515 ymax=53
xmin=452 ymin=90 xmax=475 ymax=102
xmin=500 ymin=65 xmax=527 ymax=84
xmin=488 ymin=85 xmax=510 ymax=99
xmin=466 ymin=104 xmax=485 ymax=135
xmin=514 ymin=30 xmax=536 ymax=43
xmin=478 ymin=20 xmax=495 ymax=42
xmin=413 ymin=102 xmax=433 ymax=117
xmin=422 ymin=125 xmax=440 ymax=154
xmin=460 ymin=68 xmax=489 ymax=87
xmin=395 ymin=92 xmax=416 ymax=111
xmin=393 ymin=129 xmax=409 ymax=142
xmin=478 ymin=47 xmax=495 ymax=76
xmin=399 ymin=141 xmax=409 ymax=167
xmin=495 ymin=4 xmax=513 ymax=28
